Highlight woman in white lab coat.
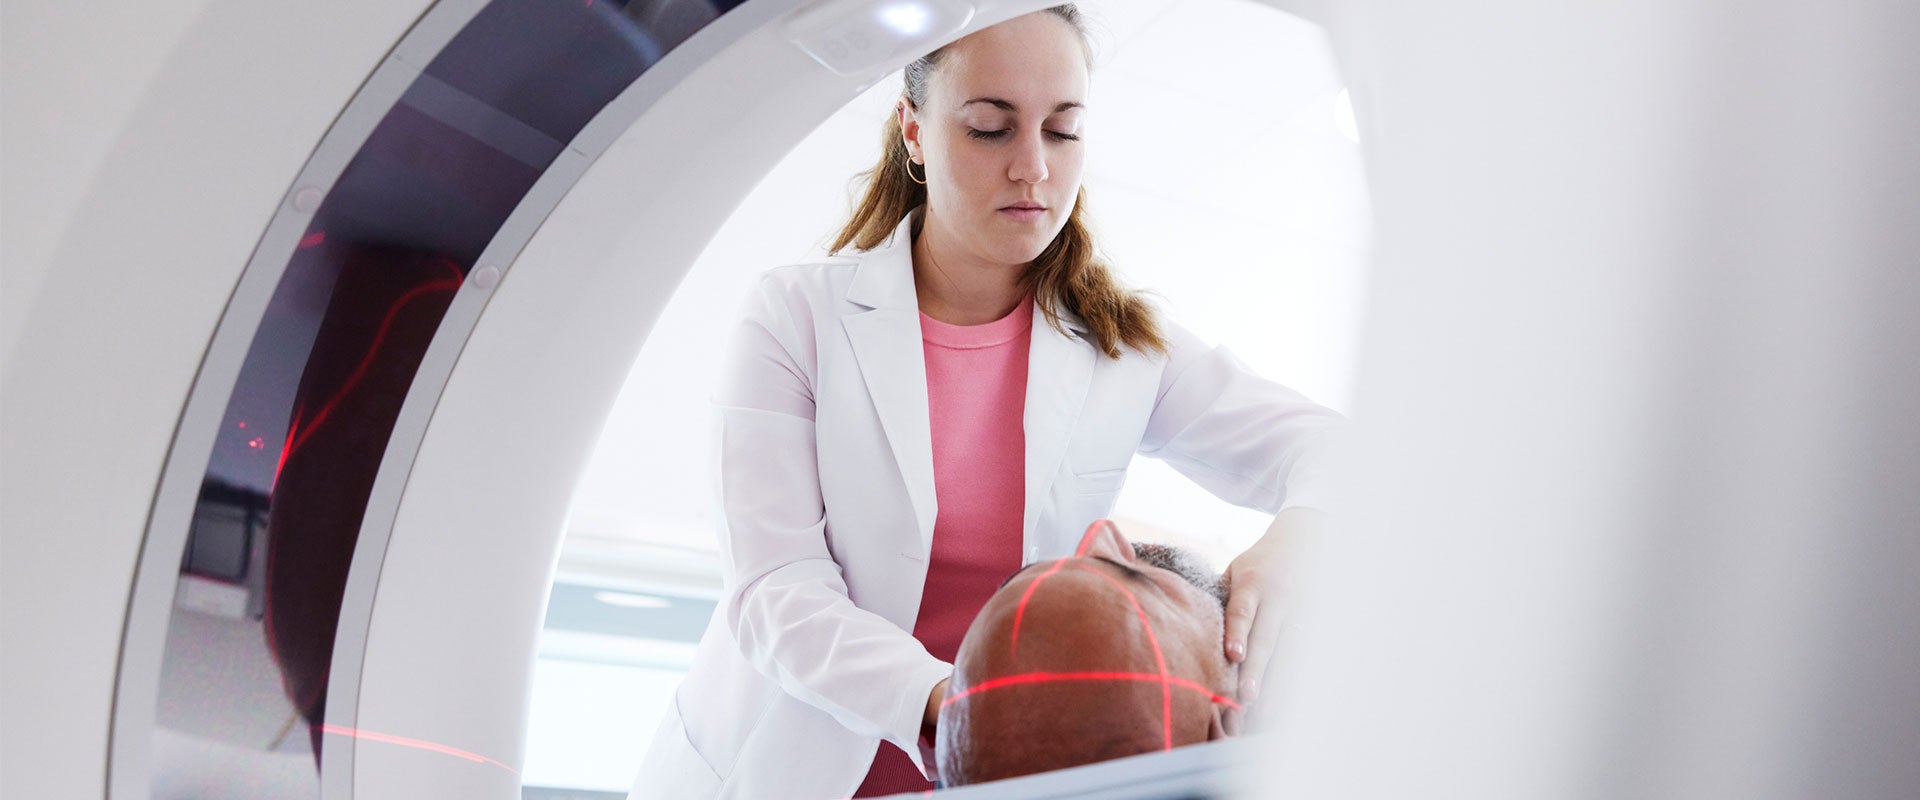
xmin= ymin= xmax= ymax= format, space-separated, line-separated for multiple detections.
xmin=629 ymin=5 xmax=1341 ymax=799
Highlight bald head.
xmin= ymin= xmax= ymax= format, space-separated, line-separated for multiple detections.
xmin=935 ymin=521 xmax=1239 ymax=786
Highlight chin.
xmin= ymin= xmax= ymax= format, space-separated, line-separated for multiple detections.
xmin=1005 ymin=245 xmax=1051 ymax=267
xmin=971 ymin=217 xmax=1060 ymax=265
xmin=1012 ymin=231 xmax=1061 ymax=264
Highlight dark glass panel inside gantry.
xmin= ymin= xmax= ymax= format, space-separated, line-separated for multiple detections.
xmin=149 ymin=0 xmax=742 ymax=789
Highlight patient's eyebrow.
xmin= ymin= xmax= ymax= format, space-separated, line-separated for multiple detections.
xmin=1091 ymin=555 xmax=1147 ymax=581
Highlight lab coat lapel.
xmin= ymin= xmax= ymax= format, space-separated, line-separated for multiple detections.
xmin=843 ymin=214 xmax=938 ymax=548
xmin=1022 ymin=304 xmax=1095 ymax=548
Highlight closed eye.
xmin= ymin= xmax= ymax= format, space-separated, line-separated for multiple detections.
xmin=967 ymin=128 xmax=1082 ymax=142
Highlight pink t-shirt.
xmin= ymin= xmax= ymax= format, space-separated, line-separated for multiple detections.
xmin=854 ymin=293 xmax=1033 ymax=797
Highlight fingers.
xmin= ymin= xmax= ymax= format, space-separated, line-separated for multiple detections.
xmin=1238 ymin=594 xmax=1285 ymax=706
xmin=1222 ymin=569 xmax=1257 ymax=665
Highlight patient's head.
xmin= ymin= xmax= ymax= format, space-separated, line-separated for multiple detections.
xmin=935 ymin=520 xmax=1239 ymax=786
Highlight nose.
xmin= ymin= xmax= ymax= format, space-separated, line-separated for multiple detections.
xmin=1009 ymin=131 xmax=1049 ymax=184
xmin=1077 ymin=519 xmax=1135 ymax=562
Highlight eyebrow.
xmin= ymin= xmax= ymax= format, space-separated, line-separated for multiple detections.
xmin=1091 ymin=555 xmax=1146 ymax=582
xmin=962 ymin=98 xmax=1084 ymax=114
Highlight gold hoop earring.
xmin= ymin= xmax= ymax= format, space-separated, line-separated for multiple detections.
xmin=905 ymin=158 xmax=928 ymax=185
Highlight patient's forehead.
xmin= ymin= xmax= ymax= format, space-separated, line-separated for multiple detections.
xmin=942 ymin=543 xmax=1241 ymax=781
xmin=971 ymin=546 xmax=1227 ymax=665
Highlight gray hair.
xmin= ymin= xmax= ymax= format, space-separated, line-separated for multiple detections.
xmin=1131 ymin=542 xmax=1228 ymax=609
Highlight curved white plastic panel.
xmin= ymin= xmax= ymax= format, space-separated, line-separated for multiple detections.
xmin=0 ymin=3 xmax=437 ymax=798
xmin=784 ymin=0 xmax=976 ymax=75
xmin=342 ymin=0 xmax=1048 ymax=797
xmin=1252 ymin=2 xmax=1920 ymax=799
xmin=8 ymin=1 xmax=1919 ymax=799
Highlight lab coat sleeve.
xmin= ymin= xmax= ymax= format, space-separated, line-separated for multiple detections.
xmin=709 ymin=271 xmax=952 ymax=777
xmin=1139 ymin=320 xmax=1346 ymax=514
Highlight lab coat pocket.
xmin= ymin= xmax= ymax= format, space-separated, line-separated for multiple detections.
xmin=629 ymin=694 xmax=723 ymax=799
xmin=1074 ymin=466 xmax=1129 ymax=496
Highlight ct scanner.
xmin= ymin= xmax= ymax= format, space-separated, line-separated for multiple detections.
xmin=4 ymin=0 xmax=1919 ymax=798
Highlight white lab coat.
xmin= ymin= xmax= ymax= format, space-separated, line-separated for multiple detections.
xmin=627 ymin=209 xmax=1342 ymax=800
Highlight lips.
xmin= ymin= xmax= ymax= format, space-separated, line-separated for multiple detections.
xmin=998 ymin=202 xmax=1044 ymax=221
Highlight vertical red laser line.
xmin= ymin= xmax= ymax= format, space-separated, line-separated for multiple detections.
xmin=1012 ymin=520 xmax=1117 ymax=658
xmin=1009 ymin=559 xmax=1068 ymax=660
xmin=319 ymin=724 xmax=518 ymax=775
xmin=1075 ymin=519 xmax=1107 ymax=557
xmin=1071 ymin=563 xmax=1174 ymax=750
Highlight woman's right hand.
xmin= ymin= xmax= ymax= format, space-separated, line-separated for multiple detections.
xmin=923 ymin=677 xmax=951 ymax=731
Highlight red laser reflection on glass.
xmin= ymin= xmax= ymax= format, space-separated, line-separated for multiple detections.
xmin=298 ymin=231 xmax=327 ymax=249
xmin=319 ymin=724 xmax=518 ymax=775
xmin=272 ymin=403 xmax=303 ymax=492
xmin=271 ymin=277 xmax=462 ymax=488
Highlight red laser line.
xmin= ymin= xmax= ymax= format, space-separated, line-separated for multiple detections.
xmin=261 ymin=405 xmax=304 ymax=698
xmin=268 ymin=276 xmax=459 ymax=713
xmin=1011 ymin=520 xmax=1117 ymax=658
xmin=271 ymin=402 xmax=304 ymax=492
xmin=1009 ymin=559 xmax=1069 ymax=660
xmin=319 ymin=724 xmax=518 ymax=775
xmin=1075 ymin=519 xmax=1107 ymax=557
xmin=279 ymin=277 xmax=461 ymax=467
xmin=942 ymin=670 xmax=1240 ymax=711
xmin=1071 ymin=562 xmax=1175 ymax=750
xmin=298 ymin=231 xmax=327 ymax=249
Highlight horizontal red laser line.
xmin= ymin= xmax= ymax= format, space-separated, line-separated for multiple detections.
xmin=319 ymin=724 xmax=518 ymax=775
xmin=942 ymin=671 xmax=1240 ymax=711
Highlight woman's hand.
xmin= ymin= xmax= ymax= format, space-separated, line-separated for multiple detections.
xmin=1222 ymin=507 xmax=1324 ymax=711
xmin=923 ymin=676 xmax=951 ymax=731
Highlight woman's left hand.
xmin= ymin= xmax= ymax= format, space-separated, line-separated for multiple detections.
xmin=1222 ymin=506 xmax=1325 ymax=713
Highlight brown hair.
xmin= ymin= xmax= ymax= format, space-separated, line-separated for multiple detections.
xmin=827 ymin=4 xmax=1166 ymax=359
